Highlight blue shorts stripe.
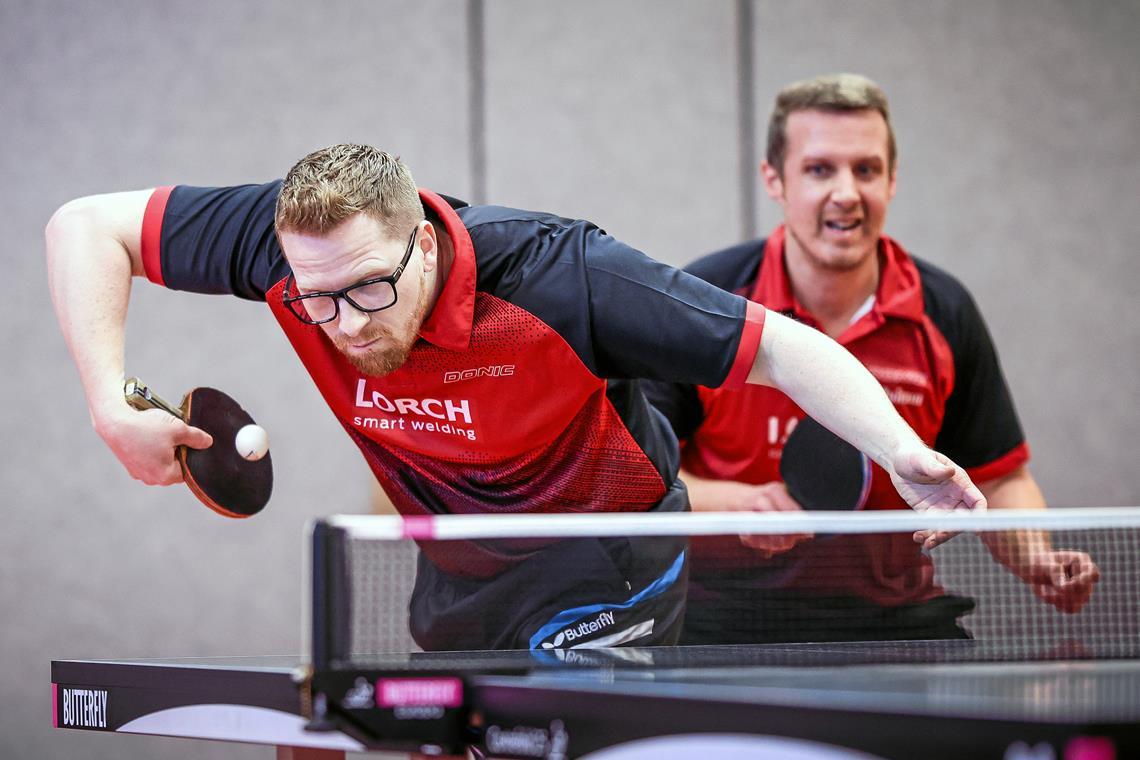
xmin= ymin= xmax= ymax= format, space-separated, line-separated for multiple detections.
xmin=528 ymin=549 xmax=686 ymax=650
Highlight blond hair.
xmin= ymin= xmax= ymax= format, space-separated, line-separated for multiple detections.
xmin=766 ymin=73 xmax=896 ymax=176
xmin=276 ymin=144 xmax=424 ymax=238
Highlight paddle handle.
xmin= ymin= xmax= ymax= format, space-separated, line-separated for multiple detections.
xmin=123 ymin=377 xmax=184 ymax=419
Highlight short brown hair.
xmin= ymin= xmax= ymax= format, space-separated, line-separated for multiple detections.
xmin=275 ymin=144 xmax=424 ymax=239
xmin=766 ymin=73 xmax=896 ymax=176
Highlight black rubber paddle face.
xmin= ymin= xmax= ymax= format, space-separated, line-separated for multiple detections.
xmin=779 ymin=416 xmax=871 ymax=511
xmin=180 ymin=387 xmax=273 ymax=518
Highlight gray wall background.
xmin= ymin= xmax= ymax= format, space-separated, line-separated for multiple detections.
xmin=3 ymin=1 xmax=1137 ymax=758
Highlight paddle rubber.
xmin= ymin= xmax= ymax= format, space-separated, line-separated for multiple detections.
xmin=179 ymin=387 xmax=273 ymax=518
xmin=779 ymin=416 xmax=872 ymax=511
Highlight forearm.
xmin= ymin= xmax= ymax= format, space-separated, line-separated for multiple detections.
xmin=681 ymin=468 xmax=749 ymax=512
xmin=46 ymin=192 xmax=149 ymax=426
xmin=748 ymin=310 xmax=920 ymax=470
xmin=976 ymin=467 xmax=1051 ymax=576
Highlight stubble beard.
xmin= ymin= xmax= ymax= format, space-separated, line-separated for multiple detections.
xmin=335 ymin=281 xmax=431 ymax=377
xmin=787 ymin=219 xmax=876 ymax=274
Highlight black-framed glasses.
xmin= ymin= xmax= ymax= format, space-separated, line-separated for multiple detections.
xmin=283 ymin=224 xmax=420 ymax=325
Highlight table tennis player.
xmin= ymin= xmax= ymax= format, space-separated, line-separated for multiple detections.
xmin=643 ymin=74 xmax=1099 ymax=644
xmin=47 ymin=142 xmax=984 ymax=651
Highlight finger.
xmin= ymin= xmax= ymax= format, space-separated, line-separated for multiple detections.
xmin=1034 ymin=582 xmax=1089 ymax=615
xmin=751 ymin=534 xmax=782 ymax=552
xmin=160 ymin=460 xmax=186 ymax=485
xmin=739 ymin=532 xmax=802 ymax=555
xmin=914 ymin=528 xmax=949 ymax=546
xmin=739 ymin=534 xmax=775 ymax=556
xmin=174 ymin=423 xmax=214 ymax=450
xmin=1050 ymin=590 xmax=1085 ymax=615
xmin=1066 ymin=554 xmax=1101 ymax=585
xmin=1086 ymin=563 xmax=1101 ymax=584
xmin=138 ymin=459 xmax=184 ymax=486
xmin=961 ymin=483 xmax=987 ymax=511
xmin=923 ymin=530 xmax=957 ymax=549
xmin=1064 ymin=581 xmax=1095 ymax=609
xmin=769 ymin=487 xmax=803 ymax=512
xmin=1064 ymin=597 xmax=1091 ymax=614
xmin=1029 ymin=556 xmax=1067 ymax=586
xmin=915 ymin=451 xmax=955 ymax=482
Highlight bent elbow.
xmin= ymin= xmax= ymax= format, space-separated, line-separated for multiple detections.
xmin=45 ymin=196 xmax=100 ymax=247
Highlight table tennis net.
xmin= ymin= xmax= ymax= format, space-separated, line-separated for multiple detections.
xmin=310 ymin=509 xmax=1140 ymax=663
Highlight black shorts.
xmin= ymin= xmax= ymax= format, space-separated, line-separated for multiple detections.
xmin=681 ymin=586 xmax=975 ymax=645
xmin=409 ymin=482 xmax=690 ymax=651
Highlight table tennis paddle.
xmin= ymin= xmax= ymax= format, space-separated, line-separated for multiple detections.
xmin=123 ymin=377 xmax=273 ymax=518
xmin=779 ymin=415 xmax=872 ymax=511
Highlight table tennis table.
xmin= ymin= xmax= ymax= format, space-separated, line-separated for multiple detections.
xmin=52 ymin=640 xmax=1140 ymax=759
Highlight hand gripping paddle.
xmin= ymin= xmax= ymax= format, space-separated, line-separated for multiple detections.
xmin=779 ymin=416 xmax=872 ymax=511
xmin=124 ymin=377 xmax=273 ymax=518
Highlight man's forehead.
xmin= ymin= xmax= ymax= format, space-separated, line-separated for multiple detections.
xmin=785 ymin=108 xmax=890 ymax=158
xmin=282 ymin=216 xmax=406 ymax=289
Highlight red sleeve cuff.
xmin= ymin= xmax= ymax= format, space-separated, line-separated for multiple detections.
xmin=966 ymin=442 xmax=1031 ymax=485
xmin=140 ymin=186 xmax=174 ymax=286
xmin=720 ymin=300 xmax=766 ymax=390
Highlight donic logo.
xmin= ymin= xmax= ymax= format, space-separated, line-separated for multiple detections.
xmin=542 ymin=610 xmax=616 ymax=648
xmin=443 ymin=365 xmax=515 ymax=384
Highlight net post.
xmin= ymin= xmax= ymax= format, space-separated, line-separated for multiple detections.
xmin=310 ymin=519 xmax=351 ymax=670
xmin=305 ymin=519 xmax=353 ymax=733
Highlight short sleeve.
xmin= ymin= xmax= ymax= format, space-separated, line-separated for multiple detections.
xmin=466 ymin=213 xmax=766 ymax=387
xmin=141 ymin=181 xmax=289 ymax=301
xmin=931 ymin=286 xmax=1028 ymax=477
xmin=582 ymin=229 xmax=765 ymax=385
xmin=638 ymin=240 xmax=768 ymax=442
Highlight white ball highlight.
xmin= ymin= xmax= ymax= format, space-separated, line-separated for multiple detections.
xmin=235 ymin=424 xmax=269 ymax=462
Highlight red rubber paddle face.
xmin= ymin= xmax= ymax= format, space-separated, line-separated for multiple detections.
xmin=179 ymin=387 xmax=272 ymax=518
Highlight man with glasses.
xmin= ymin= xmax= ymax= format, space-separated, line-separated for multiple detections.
xmin=47 ymin=143 xmax=984 ymax=651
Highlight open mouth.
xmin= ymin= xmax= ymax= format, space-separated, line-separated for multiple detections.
xmin=824 ymin=219 xmax=861 ymax=232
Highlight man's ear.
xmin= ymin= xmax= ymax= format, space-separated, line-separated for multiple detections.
xmin=419 ymin=220 xmax=437 ymax=273
xmin=760 ymin=160 xmax=784 ymax=201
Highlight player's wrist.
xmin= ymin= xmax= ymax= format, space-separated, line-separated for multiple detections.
xmin=84 ymin=372 xmax=131 ymax=428
xmin=88 ymin=392 xmax=121 ymax=423
xmin=883 ymin=436 xmax=927 ymax=479
xmin=89 ymin=401 xmax=134 ymax=443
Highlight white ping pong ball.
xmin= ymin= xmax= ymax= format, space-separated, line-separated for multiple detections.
xmin=235 ymin=424 xmax=269 ymax=461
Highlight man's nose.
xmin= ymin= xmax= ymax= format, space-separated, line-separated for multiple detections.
xmin=831 ymin=169 xmax=860 ymax=206
xmin=336 ymin=299 xmax=370 ymax=337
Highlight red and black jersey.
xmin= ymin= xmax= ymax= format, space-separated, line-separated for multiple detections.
xmin=141 ymin=182 xmax=765 ymax=577
xmin=645 ymin=226 xmax=1029 ymax=605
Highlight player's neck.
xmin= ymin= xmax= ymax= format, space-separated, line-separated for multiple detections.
xmin=784 ymin=240 xmax=880 ymax=339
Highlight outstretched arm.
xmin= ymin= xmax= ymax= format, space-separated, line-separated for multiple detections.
xmin=46 ymin=191 xmax=212 ymax=485
xmin=749 ymin=310 xmax=986 ymax=529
